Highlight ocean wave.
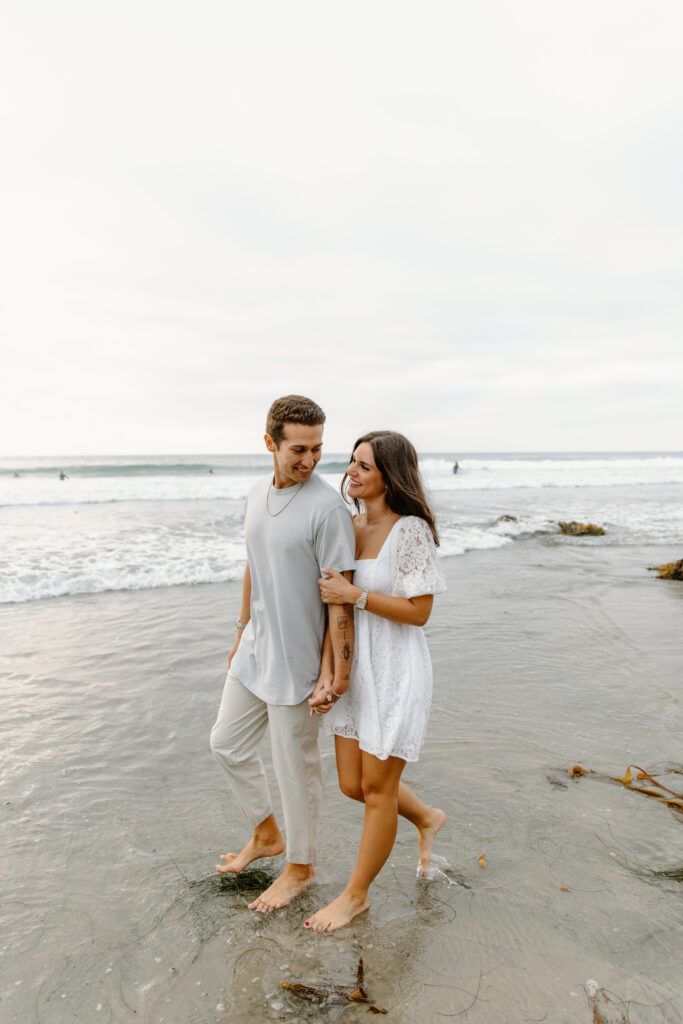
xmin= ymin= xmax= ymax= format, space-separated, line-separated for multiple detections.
xmin=0 ymin=454 xmax=349 ymax=478
xmin=0 ymin=462 xmax=224 ymax=477
xmin=0 ymin=513 xmax=514 ymax=605
xmin=425 ymin=455 xmax=683 ymax=492
xmin=0 ymin=474 xmax=261 ymax=507
xmin=2 ymin=495 xmax=682 ymax=604
xmin=0 ymin=531 xmax=248 ymax=605
xmin=3 ymin=453 xmax=683 ymax=507
xmin=438 ymin=529 xmax=512 ymax=558
xmin=2 ymin=452 xmax=682 ymax=604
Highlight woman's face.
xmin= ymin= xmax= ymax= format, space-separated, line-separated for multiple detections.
xmin=346 ymin=442 xmax=386 ymax=502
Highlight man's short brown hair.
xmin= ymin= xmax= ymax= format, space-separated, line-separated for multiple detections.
xmin=265 ymin=395 xmax=326 ymax=447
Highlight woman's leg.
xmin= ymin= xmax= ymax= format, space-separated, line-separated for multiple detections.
xmin=334 ymin=736 xmax=445 ymax=875
xmin=395 ymin=782 xmax=446 ymax=875
xmin=334 ymin=735 xmax=364 ymax=800
xmin=305 ymin=752 xmax=405 ymax=932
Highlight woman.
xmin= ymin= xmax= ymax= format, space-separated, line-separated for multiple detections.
xmin=306 ymin=431 xmax=446 ymax=933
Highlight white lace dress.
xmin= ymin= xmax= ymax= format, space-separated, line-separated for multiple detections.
xmin=324 ymin=516 xmax=447 ymax=762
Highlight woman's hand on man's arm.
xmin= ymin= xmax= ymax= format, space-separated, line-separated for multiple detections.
xmin=319 ymin=567 xmax=433 ymax=627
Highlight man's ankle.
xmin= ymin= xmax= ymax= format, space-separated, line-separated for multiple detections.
xmin=253 ymin=818 xmax=282 ymax=846
xmin=284 ymin=862 xmax=314 ymax=878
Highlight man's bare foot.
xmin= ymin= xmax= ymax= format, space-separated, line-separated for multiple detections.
xmin=216 ymin=833 xmax=285 ymax=874
xmin=248 ymin=864 xmax=315 ymax=912
xmin=304 ymin=890 xmax=369 ymax=933
xmin=417 ymin=808 xmax=446 ymax=876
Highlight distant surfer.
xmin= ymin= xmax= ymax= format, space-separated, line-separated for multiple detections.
xmin=59 ymin=471 xmax=69 ymax=481
xmin=208 ymin=468 xmax=214 ymax=474
xmin=452 ymin=461 xmax=459 ymax=474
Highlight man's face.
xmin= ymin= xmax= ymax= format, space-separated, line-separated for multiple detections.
xmin=265 ymin=423 xmax=323 ymax=488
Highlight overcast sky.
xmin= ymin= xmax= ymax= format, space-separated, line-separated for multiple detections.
xmin=2 ymin=0 xmax=682 ymax=455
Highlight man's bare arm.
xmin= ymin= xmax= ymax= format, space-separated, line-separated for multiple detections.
xmin=228 ymin=562 xmax=251 ymax=668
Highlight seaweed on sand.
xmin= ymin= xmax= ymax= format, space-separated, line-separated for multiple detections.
xmin=594 ymin=830 xmax=683 ymax=895
xmin=585 ymin=980 xmax=629 ymax=1023
xmin=214 ymin=868 xmax=274 ymax=892
xmin=565 ymin=763 xmax=683 ymax=822
xmin=281 ymin=956 xmax=386 ymax=1012
xmin=185 ymin=867 xmax=276 ymax=900
xmin=630 ymin=863 xmax=683 ymax=885
xmin=650 ymin=865 xmax=683 ymax=881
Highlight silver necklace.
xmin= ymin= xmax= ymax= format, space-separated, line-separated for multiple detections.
xmin=266 ymin=480 xmax=303 ymax=517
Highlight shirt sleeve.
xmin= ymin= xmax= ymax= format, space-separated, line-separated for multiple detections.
xmin=391 ymin=517 xmax=447 ymax=599
xmin=314 ymin=505 xmax=356 ymax=574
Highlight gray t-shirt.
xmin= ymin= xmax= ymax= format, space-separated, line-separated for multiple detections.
xmin=230 ymin=473 xmax=356 ymax=705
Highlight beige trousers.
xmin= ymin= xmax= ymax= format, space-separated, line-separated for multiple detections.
xmin=210 ymin=673 xmax=322 ymax=865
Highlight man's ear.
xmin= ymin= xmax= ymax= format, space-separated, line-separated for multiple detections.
xmin=264 ymin=433 xmax=277 ymax=453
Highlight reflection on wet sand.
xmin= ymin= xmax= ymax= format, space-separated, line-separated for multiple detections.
xmin=1 ymin=541 xmax=682 ymax=1022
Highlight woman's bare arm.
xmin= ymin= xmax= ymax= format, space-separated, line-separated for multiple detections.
xmin=319 ymin=567 xmax=433 ymax=627
xmin=309 ymin=571 xmax=354 ymax=712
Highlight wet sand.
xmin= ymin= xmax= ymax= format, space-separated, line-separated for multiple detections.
xmin=1 ymin=538 xmax=682 ymax=1023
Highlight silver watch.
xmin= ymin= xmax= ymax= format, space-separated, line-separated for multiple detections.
xmin=235 ymin=619 xmax=248 ymax=630
xmin=355 ymin=590 xmax=368 ymax=611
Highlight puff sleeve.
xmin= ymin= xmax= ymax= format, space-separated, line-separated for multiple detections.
xmin=391 ymin=517 xmax=447 ymax=599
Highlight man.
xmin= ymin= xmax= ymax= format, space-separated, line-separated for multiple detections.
xmin=210 ymin=395 xmax=356 ymax=912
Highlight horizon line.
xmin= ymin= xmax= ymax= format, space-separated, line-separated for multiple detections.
xmin=3 ymin=448 xmax=683 ymax=460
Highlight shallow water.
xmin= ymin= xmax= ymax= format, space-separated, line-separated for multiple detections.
xmin=1 ymin=541 xmax=681 ymax=1022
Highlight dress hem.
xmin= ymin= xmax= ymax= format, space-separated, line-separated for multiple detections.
xmin=326 ymin=726 xmax=420 ymax=763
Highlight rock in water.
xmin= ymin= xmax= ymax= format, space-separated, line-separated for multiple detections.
xmin=649 ymin=558 xmax=683 ymax=580
xmin=557 ymin=521 xmax=605 ymax=536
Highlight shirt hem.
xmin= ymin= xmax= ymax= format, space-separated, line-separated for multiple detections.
xmin=234 ymin=671 xmax=317 ymax=707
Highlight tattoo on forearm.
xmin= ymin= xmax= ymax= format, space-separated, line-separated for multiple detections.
xmin=331 ymin=605 xmax=353 ymax=672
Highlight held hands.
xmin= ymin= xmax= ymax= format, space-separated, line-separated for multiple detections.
xmin=308 ymin=672 xmax=338 ymax=716
xmin=318 ymin=568 xmax=358 ymax=605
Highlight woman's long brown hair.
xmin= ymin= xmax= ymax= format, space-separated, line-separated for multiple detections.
xmin=342 ymin=430 xmax=440 ymax=545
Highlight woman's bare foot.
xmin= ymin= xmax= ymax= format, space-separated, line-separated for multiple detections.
xmin=216 ymin=833 xmax=285 ymax=874
xmin=304 ymin=891 xmax=369 ymax=933
xmin=417 ymin=808 xmax=446 ymax=876
xmin=248 ymin=864 xmax=315 ymax=912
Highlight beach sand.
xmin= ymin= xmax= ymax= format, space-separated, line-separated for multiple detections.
xmin=1 ymin=539 xmax=681 ymax=1023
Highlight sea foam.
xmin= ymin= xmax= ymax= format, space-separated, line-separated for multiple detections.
xmin=2 ymin=452 xmax=682 ymax=604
